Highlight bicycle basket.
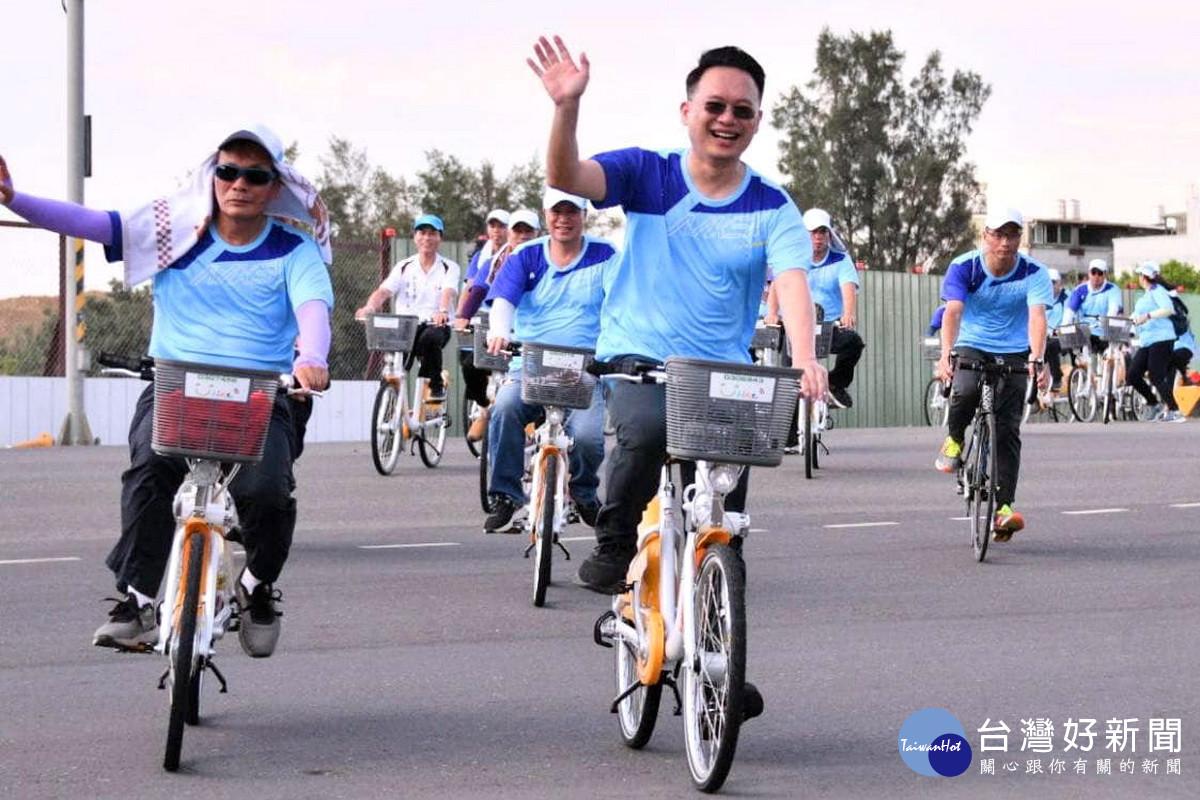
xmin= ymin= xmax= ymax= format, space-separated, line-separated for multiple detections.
xmin=364 ymin=313 xmax=420 ymax=353
xmin=814 ymin=321 xmax=836 ymax=358
xmin=520 ymin=342 xmax=596 ymax=409
xmin=750 ymin=325 xmax=782 ymax=352
xmin=472 ymin=313 xmax=512 ymax=372
xmin=151 ymin=359 xmax=278 ymax=463
xmin=1055 ymin=322 xmax=1091 ymax=350
xmin=920 ymin=336 xmax=942 ymax=361
xmin=1098 ymin=316 xmax=1133 ymax=344
xmin=664 ymin=357 xmax=801 ymax=467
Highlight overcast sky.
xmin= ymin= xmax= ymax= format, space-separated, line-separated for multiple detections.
xmin=2 ymin=0 xmax=1199 ymax=297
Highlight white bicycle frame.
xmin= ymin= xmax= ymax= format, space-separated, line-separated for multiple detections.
xmin=526 ymin=405 xmax=573 ymax=538
xmin=379 ymin=351 xmax=440 ymax=441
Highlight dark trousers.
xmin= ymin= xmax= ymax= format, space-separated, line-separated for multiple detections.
xmin=827 ymin=326 xmax=865 ymax=390
xmin=1173 ymin=347 xmax=1194 ymax=385
xmin=108 ymin=384 xmax=302 ymax=597
xmin=459 ymin=349 xmax=491 ymax=407
xmin=1128 ymin=340 xmax=1178 ymax=411
xmin=403 ymin=323 xmax=451 ymax=390
xmin=947 ymin=347 xmax=1028 ymax=508
xmin=594 ymin=378 xmax=749 ymax=558
xmin=1046 ymin=338 xmax=1064 ymax=387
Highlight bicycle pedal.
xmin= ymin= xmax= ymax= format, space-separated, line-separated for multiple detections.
xmin=593 ymin=609 xmax=616 ymax=648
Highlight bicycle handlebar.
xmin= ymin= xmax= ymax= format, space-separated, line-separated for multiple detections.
xmin=953 ymin=358 xmax=1030 ymax=376
xmin=97 ymin=352 xmax=325 ymax=397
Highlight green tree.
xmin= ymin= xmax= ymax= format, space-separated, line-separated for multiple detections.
xmin=1159 ymin=259 xmax=1200 ymax=292
xmin=83 ymin=280 xmax=153 ymax=367
xmin=772 ymin=28 xmax=990 ymax=271
xmin=317 ymin=137 xmax=414 ymax=239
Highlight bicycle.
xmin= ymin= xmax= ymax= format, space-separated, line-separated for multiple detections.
xmin=795 ymin=320 xmax=836 ymax=479
xmin=1060 ymin=323 xmax=1100 ymax=422
xmin=952 ymin=356 xmax=1028 ymax=563
xmin=516 ymin=341 xmax=599 ymax=607
xmin=591 ymin=356 xmax=801 ymax=792
xmin=97 ymin=353 xmax=318 ymax=772
xmin=1095 ymin=316 xmax=1134 ymax=424
xmin=362 ymin=313 xmax=449 ymax=474
xmin=921 ymin=336 xmax=951 ymax=428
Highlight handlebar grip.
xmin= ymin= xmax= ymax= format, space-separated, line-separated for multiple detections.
xmin=97 ymin=352 xmax=152 ymax=373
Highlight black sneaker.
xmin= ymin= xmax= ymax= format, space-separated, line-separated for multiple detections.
xmin=235 ymin=577 xmax=282 ymax=658
xmin=93 ymin=595 xmax=158 ymax=650
xmin=574 ymin=499 xmax=600 ymax=528
xmin=574 ymin=548 xmax=632 ymax=594
xmin=829 ymin=387 xmax=853 ymax=409
xmin=742 ymin=681 xmax=765 ymax=721
xmin=484 ymin=494 xmax=520 ymax=533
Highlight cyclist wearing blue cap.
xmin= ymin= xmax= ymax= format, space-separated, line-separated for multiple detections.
xmin=357 ymin=214 xmax=460 ymax=401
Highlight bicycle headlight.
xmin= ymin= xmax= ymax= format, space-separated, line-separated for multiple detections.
xmin=709 ymin=464 xmax=742 ymax=495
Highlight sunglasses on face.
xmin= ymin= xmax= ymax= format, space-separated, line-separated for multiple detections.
xmin=214 ymin=164 xmax=276 ymax=186
xmin=1089 ymin=269 xmax=1105 ymax=276
xmin=702 ymin=100 xmax=757 ymax=120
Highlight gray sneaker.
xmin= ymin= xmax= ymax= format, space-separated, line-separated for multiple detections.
xmin=1163 ymin=410 xmax=1188 ymax=423
xmin=93 ymin=595 xmax=157 ymax=650
xmin=236 ymin=579 xmax=282 ymax=658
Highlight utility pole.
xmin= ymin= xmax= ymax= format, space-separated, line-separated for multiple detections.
xmin=60 ymin=0 xmax=93 ymax=445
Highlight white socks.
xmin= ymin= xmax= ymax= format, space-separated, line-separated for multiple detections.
xmin=128 ymin=587 xmax=154 ymax=608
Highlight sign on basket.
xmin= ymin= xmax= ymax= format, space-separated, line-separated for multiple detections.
xmin=543 ymin=350 xmax=585 ymax=371
xmin=184 ymin=373 xmax=251 ymax=403
xmin=709 ymin=372 xmax=776 ymax=403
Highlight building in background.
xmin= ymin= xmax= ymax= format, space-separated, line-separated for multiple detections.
xmin=1112 ymin=196 xmax=1200 ymax=277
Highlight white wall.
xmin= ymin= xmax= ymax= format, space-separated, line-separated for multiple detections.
xmin=1113 ymin=197 xmax=1200 ymax=275
xmin=1 ymin=376 xmax=374 ymax=447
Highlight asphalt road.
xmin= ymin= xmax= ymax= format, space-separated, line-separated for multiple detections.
xmin=2 ymin=420 xmax=1199 ymax=800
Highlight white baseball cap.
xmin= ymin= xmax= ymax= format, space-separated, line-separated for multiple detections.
xmin=984 ymin=206 xmax=1023 ymax=230
xmin=218 ymin=123 xmax=285 ymax=164
xmin=543 ymin=188 xmax=588 ymax=211
xmin=485 ymin=209 xmax=510 ymax=225
xmin=802 ymin=208 xmax=833 ymax=231
xmin=1048 ymin=268 xmax=1061 ymax=282
xmin=1088 ymin=258 xmax=1108 ymax=273
xmin=509 ymin=208 xmax=541 ymax=230
xmin=1136 ymin=260 xmax=1161 ymax=278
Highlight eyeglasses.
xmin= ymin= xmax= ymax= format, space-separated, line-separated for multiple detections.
xmin=986 ymin=229 xmax=1022 ymax=241
xmin=214 ymin=164 xmax=276 ymax=186
xmin=702 ymin=100 xmax=757 ymax=120
xmin=1089 ymin=268 xmax=1105 ymax=276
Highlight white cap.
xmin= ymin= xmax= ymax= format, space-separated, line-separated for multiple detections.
xmin=509 ymin=208 xmax=541 ymax=230
xmin=1088 ymin=258 xmax=1108 ymax=273
xmin=485 ymin=209 xmax=510 ymax=225
xmin=218 ymin=123 xmax=285 ymax=164
xmin=984 ymin=206 xmax=1023 ymax=230
xmin=1047 ymin=268 xmax=1061 ymax=282
xmin=1136 ymin=260 xmax=1161 ymax=278
xmin=543 ymin=187 xmax=588 ymax=211
xmin=802 ymin=208 xmax=833 ymax=231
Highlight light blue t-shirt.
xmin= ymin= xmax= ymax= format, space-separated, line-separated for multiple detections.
xmin=1067 ymin=281 xmax=1123 ymax=328
xmin=487 ymin=235 xmax=616 ymax=369
xmin=941 ymin=251 xmax=1053 ymax=354
xmin=1133 ymin=285 xmax=1176 ymax=347
xmin=1046 ymin=289 xmax=1068 ymax=330
xmin=1176 ymin=329 xmax=1196 ymax=353
xmin=806 ymin=249 xmax=858 ymax=321
xmin=106 ymin=218 xmax=333 ymax=372
xmin=591 ymin=148 xmax=811 ymax=363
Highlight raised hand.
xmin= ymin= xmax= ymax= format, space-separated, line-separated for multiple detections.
xmin=527 ymin=35 xmax=590 ymax=105
xmin=0 ymin=155 xmax=13 ymax=205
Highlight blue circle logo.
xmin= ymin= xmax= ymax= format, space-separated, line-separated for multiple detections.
xmin=898 ymin=708 xmax=972 ymax=777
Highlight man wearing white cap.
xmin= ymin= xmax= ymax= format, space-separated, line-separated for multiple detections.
xmin=799 ymin=208 xmax=863 ymax=408
xmin=358 ymin=214 xmax=461 ymax=401
xmin=0 ymin=125 xmax=334 ymax=656
xmin=934 ymin=207 xmax=1053 ymax=542
xmin=455 ymin=208 xmax=511 ymax=432
xmin=479 ymin=189 xmax=617 ymax=532
xmin=1044 ymin=268 xmax=1069 ymax=391
xmin=1063 ymin=258 xmax=1123 ymax=354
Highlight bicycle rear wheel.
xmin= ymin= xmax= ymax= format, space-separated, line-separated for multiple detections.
xmin=615 ymin=609 xmax=663 ymax=748
xmin=164 ymin=532 xmax=205 ymax=771
xmin=371 ymin=383 xmax=402 ymax=475
xmin=969 ymin=415 xmax=996 ymax=563
xmin=532 ymin=456 xmax=556 ymax=607
xmin=923 ymin=378 xmax=941 ymax=426
xmin=683 ymin=543 xmax=746 ymax=793
xmin=463 ymin=398 xmax=482 ymax=458
xmin=417 ymin=410 xmax=447 ymax=468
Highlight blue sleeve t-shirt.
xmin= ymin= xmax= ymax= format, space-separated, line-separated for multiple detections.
xmin=590 ymin=147 xmax=811 ymax=364
xmin=105 ymin=217 xmax=334 ymax=372
xmin=1046 ymin=290 xmax=1068 ymax=330
xmin=805 ymin=249 xmax=858 ymax=321
xmin=1133 ymin=285 xmax=1177 ymax=347
xmin=928 ymin=305 xmax=946 ymax=335
xmin=940 ymin=250 xmax=1053 ymax=354
xmin=1068 ymin=281 xmax=1123 ymax=326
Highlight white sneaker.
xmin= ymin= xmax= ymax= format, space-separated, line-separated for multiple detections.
xmin=1164 ymin=410 xmax=1188 ymax=423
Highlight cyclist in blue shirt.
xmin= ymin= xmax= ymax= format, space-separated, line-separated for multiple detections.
xmin=1129 ymin=262 xmax=1185 ymax=422
xmin=480 ymin=189 xmax=616 ymax=532
xmin=1044 ymin=269 xmax=1069 ymax=391
xmin=455 ymin=209 xmax=509 ymax=431
xmin=800 ymin=208 xmax=863 ymax=408
xmin=934 ymin=208 xmax=1053 ymax=541
xmin=528 ymin=37 xmax=827 ymax=599
xmin=1063 ymin=258 xmax=1123 ymax=353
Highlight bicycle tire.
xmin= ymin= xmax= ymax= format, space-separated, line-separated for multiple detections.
xmin=1102 ymin=367 xmax=1116 ymax=425
xmin=802 ymin=399 xmax=814 ymax=480
xmin=615 ymin=612 xmax=663 ymax=749
xmin=1068 ymin=367 xmax=1095 ymax=422
xmin=532 ymin=455 xmax=556 ymax=607
xmin=463 ymin=398 xmax=482 ymax=458
xmin=970 ymin=415 xmax=995 ymax=563
xmin=371 ymin=383 xmax=402 ymax=475
xmin=186 ymin=667 xmax=202 ymax=726
xmin=478 ymin=428 xmax=492 ymax=514
xmin=812 ymin=405 xmax=822 ymax=471
xmin=923 ymin=378 xmax=940 ymax=426
xmin=683 ymin=543 xmax=746 ymax=793
xmin=417 ymin=401 xmax=446 ymax=468
xmin=164 ymin=532 xmax=205 ymax=771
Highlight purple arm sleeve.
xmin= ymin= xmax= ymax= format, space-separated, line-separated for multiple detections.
xmin=293 ymin=299 xmax=331 ymax=370
xmin=7 ymin=192 xmax=114 ymax=244
xmin=458 ymin=284 xmax=490 ymax=320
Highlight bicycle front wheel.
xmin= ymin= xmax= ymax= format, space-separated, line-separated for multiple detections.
xmin=802 ymin=399 xmax=814 ymax=480
xmin=969 ymin=415 xmax=997 ymax=563
xmin=683 ymin=543 xmax=746 ymax=793
xmin=164 ymin=532 xmax=205 ymax=771
xmin=1102 ymin=367 xmax=1117 ymax=424
xmin=478 ymin=428 xmax=492 ymax=514
xmin=532 ymin=456 xmax=557 ymax=607
xmin=463 ymin=399 xmax=482 ymax=458
xmin=1068 ymin=368 xmax=1096 ymax=422
xmin=371 ymin=383 xmax=402 ymax=475
xmin=923 ymin=378 xmax=941 ymax=426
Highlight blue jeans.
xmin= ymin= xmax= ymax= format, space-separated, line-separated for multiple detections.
xmin=487 ymin=368 xmax=605 ymax=506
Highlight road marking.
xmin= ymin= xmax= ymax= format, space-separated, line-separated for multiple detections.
xmin=824 ymin=522 xmax=899 ymax=529
xmin=0 ymin=556 xmax=81 ymax=566
xmin=559 ymin=535 xmax=595 ymax=542
xmin=1062 ymin=508 xmax=1128 ymax=516
xmin=359 ymin=542 xmax=462 ymax=550
xmin=1170 ymin=502 xmax=1200 ymax=508
xmin=950 ymin=516 xmax=971 ymax=521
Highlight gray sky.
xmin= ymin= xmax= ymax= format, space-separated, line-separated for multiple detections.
xmin=2 ymin=0 xmax=1198 ymax=297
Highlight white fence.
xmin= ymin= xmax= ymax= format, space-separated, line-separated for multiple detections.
xmin=0 ymin=376 xmax=376 ymax=447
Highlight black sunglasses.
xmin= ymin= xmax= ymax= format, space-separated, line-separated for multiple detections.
xmin=214 ymin=163 xmax=276 ymax=186
xmin=1089 ymin=268 xmax=1105 ymax=276
xmin=702 ymin=100 xmax=757 ymax=120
